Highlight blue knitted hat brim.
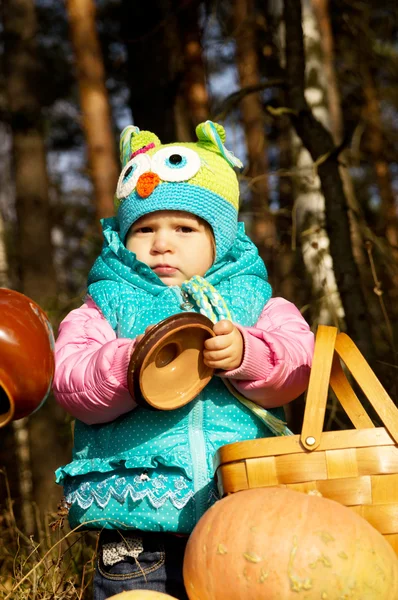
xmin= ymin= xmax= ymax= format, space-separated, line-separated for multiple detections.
xmin=118 ymin=183 xmax=238 ymax=261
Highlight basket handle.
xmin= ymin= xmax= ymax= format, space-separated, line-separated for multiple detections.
xmin=301 ymin=326 xmax=398 ymax=450
xmin=334 ymin=333 xmax=398 ymax=443
xmin=329 ymin=353 xmax=374 ymax=430
xmin=300 ymin=325 xmax=337 ymax=450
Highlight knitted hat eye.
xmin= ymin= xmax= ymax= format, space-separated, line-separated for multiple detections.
xmin=116 ymin=153 xmax=151 ymax=199
xmin=151 ymin=146 xmax=201 ymax=182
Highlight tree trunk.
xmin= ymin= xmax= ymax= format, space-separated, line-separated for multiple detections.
xmin=2 ymin=0 xmax=57 ymax=307
xmin=309 ymin=0 xmax=343 ymax=145
xmin=2 ymin=0 xmax=71 ymax=526
xmin=66 ymin=0 xmax=119 ymax=219
xmin=121 ymin=0 xmax=185 ymax=143
xmin=274 ymin=113 xmax=311 ymax=308
xmin=283 ymin=0 xmax=373 ymax=358
xmin=234 ymin=0 xmax=277 ymax=260
xmin=0 ymin=124 xmax=33 ymax=530
xmin=0 ymin=124 xmax=10 ymax=288
xmin=24 ymin=400 xmax=73 ymax=519
xmin=287 ymin=0 xmax=344 ymax=329
xmin=0 ymin=213 xmax=9 ymax=288
xmin=361 ymin=65 xmax=398 ymax=254
xmin=311 ymin=0 xmax=370 ymax=293
xmin=178 ymin=0 xmax=210 ymax=128
xmin=311 ymin=0 xmax=391 ymax=347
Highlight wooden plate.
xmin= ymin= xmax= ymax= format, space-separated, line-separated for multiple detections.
xmin=127 ymin=313 xmax=215 ymax=410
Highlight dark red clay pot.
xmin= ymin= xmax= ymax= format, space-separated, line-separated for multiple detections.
xmin=128 ymin=312 xmax=215 ymax=411
xmin=0 ymin=288 xmax=55 ymax=427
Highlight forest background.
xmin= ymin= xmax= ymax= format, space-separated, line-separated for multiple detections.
xmin=0 ymin=0 xmax=397 ymax=597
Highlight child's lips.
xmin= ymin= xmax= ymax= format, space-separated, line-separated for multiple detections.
xmin=152 ymin=265 xmax=178 ymax=275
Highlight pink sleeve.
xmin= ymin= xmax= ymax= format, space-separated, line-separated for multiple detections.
xmin=219 ymin=297 xmax=314 ymax=408
xmin=53 ymin=297 xmax=137 ymax=425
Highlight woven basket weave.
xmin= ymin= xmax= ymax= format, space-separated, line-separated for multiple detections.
xmin=214 ymin=326 xmax=398 ymax=554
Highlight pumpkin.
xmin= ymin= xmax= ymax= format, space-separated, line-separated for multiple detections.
xmin=183 ymin=487 xmax=398 ymax=599
xmin=108 ymin=591 xmax=178 ymax=600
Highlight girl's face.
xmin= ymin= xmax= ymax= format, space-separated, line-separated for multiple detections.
xmin=126 ymin=210 xmax=215 ymax=286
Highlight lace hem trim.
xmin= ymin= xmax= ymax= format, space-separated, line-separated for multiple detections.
xmin=65 ymin=473 xmax=194 ymax=511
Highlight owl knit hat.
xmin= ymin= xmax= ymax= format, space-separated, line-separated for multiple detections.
xmin=115 ymin=120 xmax=243 ymax=261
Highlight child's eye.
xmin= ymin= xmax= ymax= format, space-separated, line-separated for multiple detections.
xmin=151 ymin=146 xmax=201 ymax=182
xmin=179 ymin=226 xmax=194 ymax=233
xmin=135 ymin=226 xmax=153 ymax=233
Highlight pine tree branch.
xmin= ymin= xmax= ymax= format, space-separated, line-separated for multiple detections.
xmin=214 ymin=79 xmax=286 ymax=120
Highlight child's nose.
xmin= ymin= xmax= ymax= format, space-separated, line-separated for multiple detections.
xmin=151 ymin=233 xmax=173 ymax=253
xmin=136 ymin=172 xmax=160 ymax=198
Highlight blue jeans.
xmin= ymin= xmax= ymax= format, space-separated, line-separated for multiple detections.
xmin=93 ymin=530 xmax=189 ymax=600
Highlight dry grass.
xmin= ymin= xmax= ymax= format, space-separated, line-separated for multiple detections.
xmin=0 ymin=475 xmax=96 ymax=600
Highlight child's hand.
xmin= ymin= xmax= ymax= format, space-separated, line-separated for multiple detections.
xmin=136 ymin=325 xmax=155 ymax=344
xmin=203 ymin=320 xmax=244 ymax=371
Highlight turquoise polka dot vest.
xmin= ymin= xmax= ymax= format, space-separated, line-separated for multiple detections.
xmin=55 ymin=218 xmax=283 ymax=534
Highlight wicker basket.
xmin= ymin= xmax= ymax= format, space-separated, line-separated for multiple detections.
xmin=214 ymin=326 xmax=398 ymax=554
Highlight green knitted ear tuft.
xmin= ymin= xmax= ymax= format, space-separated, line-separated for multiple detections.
xmin=195 ymin=120 xmax=243 ymax=171
xmin=196 ymin=121 xmax=226 ymax=144
xmin=119 ymin=126 xmax=161 ymax=167
xmin=119 ymin=125 xmax=140 ymax=166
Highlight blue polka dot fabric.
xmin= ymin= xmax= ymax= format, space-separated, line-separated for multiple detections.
xmin=55 ymin=218 xmax=281 ymax=534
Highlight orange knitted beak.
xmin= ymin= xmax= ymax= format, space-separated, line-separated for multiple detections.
xmin=136 ymin=172 xmax=160 ymax=198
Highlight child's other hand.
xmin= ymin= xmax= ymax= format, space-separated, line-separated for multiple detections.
xmin=136 ymin=325 xmax=155 ymax=344
xmin=203 ymin=320 xmax=244 ymax=371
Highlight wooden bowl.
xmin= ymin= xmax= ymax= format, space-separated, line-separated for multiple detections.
xmin=0 ymin=288 xmax=55 ymax=428
xmin=127 ymin=313 xmax=215 ymax=410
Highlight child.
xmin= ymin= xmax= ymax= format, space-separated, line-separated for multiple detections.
xmin=53 ymin=121 xmax=314 ymax=600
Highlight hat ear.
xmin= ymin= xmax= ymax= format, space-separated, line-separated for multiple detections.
xmin=119 ymin=126 xmax=161 ymax=167
xmin=119 ymin=126 xmax=140 ymax=167
xmin=196 ymin=120 xmax=243 ymax=171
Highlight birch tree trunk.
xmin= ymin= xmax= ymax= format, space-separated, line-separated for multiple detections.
xmin=311 ymin=0 xmax=394 ymax=344
xmin=310 ymin=0 xmax=372 ymax=287
xmin=234 ymin=0 xmax=277 ymax=259
xmin=274 ymin=113 xmax=311 ymax=307
xmin=289 ymin=0 xmax=344 ymax=328
xmin=310 ymin=0 xmax=383 ymax=256
xmin=66 ymin=0 xmax=119 ymax=219
xmin=283 ymin=0 xmax=373 ymax=357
